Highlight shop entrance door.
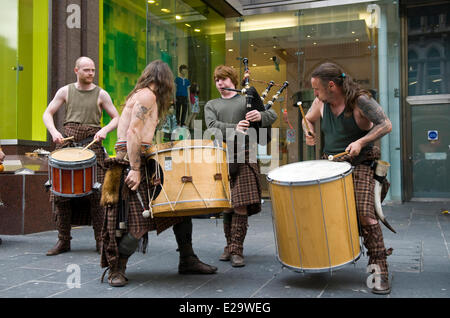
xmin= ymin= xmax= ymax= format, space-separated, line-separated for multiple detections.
xmin=403 ymin=2 xmax=450 ymax=200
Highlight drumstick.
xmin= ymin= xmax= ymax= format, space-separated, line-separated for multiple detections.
xmin=297 ymin=102 xmax=312 ymax=136
xmin=328 ymin=151 xmax=349 ymax=161
xmin=61 ymin=136 xmax=74 ymax=142
xmin=81 ymin=139 xmax=97 ymax=151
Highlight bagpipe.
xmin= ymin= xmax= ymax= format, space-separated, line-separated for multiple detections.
xmin=222 ymin=57 xmax=289 ymax=145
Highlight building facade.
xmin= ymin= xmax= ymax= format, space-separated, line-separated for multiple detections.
xmin=0 ymin=0 xmax=449 ymax=202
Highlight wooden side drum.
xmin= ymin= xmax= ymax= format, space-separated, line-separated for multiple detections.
xmin=145 ymin=139 xmax=231 ymax=217
xmin=48 ymin=147 xmax=97 ymax=197
xmin=267 ymin=160 xmax=361 ymax=272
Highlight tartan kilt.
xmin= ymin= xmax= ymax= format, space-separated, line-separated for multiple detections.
xmin=324 ymin=146 xmax=386 ymax=220
xmin=50 ymin=123 xmax=107 ymax=227
xmin=230 ymin=162 xmax=262 ymax=216
xmin=100 ymin=157 xmax=184 ymax=269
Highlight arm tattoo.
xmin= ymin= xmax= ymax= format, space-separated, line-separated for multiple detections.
xmin=357 ymin=95 xmax=391 ymax=141
xmin=357 ymin=95 xmax=387 ymax=126
xmin=135 ymin=104 xmax=149 ymax=122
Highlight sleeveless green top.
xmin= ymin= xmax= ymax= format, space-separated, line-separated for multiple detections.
xmin=64 ymin=83 xmax=102 ymax=127
xmin=320 ymin=103 xmax=371 ymax=155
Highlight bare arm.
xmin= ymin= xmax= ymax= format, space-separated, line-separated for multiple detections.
xmin=303 ymin=97 xmax=322 ymax=146
xmin=124 ymin=93 xmax=156 ymax=191
xmin=346 ymin=95 xmax=392 ymax=156
xmin=42 ymin=86 xmax=68 ymax=144
xmin=95 ymin=90 xmax=119 ymax=141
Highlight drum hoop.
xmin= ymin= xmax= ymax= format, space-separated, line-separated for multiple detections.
xmin=49 ymin=148 xmax=96 ymax=167
xmin=146 ymin=145 xmax=227 ymax=157
xmin=50 ymin=189 xmax=93 ymax=198
xmin=48 ymin=159 xmax=96 ymax=169
xmin=276 ymin=252 xmax=361 ymax=273
xmin=266 ymin=165 xmax=353 ymax=186
xmin=151 ymin=198 xmax=229 ymax=208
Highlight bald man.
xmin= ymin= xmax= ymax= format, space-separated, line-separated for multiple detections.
xmin=43 ymin=56 xmax=119 ymax=256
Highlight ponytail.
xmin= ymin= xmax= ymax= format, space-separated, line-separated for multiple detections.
xmin=311 ymin=62 xmax=371 ymax=115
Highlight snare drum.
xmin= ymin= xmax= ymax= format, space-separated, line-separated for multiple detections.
xmin=267 ymin=160 xmax=361 ymax=272
xmin=48 ymin=147 xmax=97 ymax=197
xmin=145 ymin=139 xmax=231 ymax=217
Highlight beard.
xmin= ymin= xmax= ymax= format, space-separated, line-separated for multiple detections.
xmin=80 ymin=76 xmax=94 ymax=85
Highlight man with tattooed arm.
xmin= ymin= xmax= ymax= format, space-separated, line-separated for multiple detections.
xmin=302 ymin=62 xmax=393 ymax=294
xmin=100 ymin=60 xmax=217 ymax=287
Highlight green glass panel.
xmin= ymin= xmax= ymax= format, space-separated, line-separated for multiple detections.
xmin=0 ymin=0 xmax=18 ymax=140
xmin=102 ymin=0 xmax=147 ymax=155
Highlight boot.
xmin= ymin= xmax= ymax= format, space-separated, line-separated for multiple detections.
xmin=47 ymin=200 xmax=72 ymax=256
xmin=361 ymin=223 xmax=393 ymax=295
xmin=229 ymin=214 xmax=248 ymax=267
xmin=179 ymin=254 xmax=218 ymax=274
xmin=230 ymin=254 xmax=245 ymax=267
xmin=104 ymin=256 xmax=129 ymax=287
xmin=46 ymin=239 xmax=71 ymax=256
xmin=173 ymin=217 xmax=217 ymax=274
xmin=219 ymin=212 xmax=233 ymax=261
xmin=178 ymin=243 xmax=218 ymax=275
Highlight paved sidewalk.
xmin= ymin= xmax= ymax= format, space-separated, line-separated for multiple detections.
xmin=0 ymin=200 xmax=449 ymax=299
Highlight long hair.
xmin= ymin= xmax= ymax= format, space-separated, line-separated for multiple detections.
xmin=124 ymin=60 xmax=174 ymax=121
xmin=311 ymin=62 xmax=371 ymax=114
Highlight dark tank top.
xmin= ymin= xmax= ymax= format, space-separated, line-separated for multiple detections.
xmin=321 ymin=103 xmax=372 ymax=155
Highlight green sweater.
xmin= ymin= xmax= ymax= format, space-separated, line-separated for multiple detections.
xmin=204 ymin=94 xmax=277 ymax=142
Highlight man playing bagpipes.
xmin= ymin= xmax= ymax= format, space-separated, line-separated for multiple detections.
xmin=204 ymin=63 xmax=277 ymax=267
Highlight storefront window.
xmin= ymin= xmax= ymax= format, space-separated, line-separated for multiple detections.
xmin=146 ymin=0 xmax=225 ymax=136
xmin=102 ymin=0 xmax=225 ymax=154
xmin=226 ymin=1 xmax=400 ymax=196
xmin=102 ymin=0 xmax=147 ymax=154
xmin=407 ymin=2 xmax=450 ymax=96
xmin=0 ymin=0 xmax=48 ymax=143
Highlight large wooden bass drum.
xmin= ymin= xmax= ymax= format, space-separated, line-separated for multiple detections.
xmin=267 ymin=160 xmax=361 ymax=272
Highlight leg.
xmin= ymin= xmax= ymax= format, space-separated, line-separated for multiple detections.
xmin=173 ymin=217 xmax=217 ymax=274
xmin=229 ymin=207 xmax=248 ymax=267
xmin=219 ymin=210 xmax=233 ymax=261
xmin=90 ymin=191 xmax=105 ymax=253
xmin=106 ymin=232 xmax=139 ymax=287
xmin=354 ymin=165 xmax=392 ymax=294
xmin=175 ymin=97 xmax=182 ymax=126
xmin=361 ymin=218 xmax=392 ymax=295
xmin=47 ymin=198 xmax=72 ymax=256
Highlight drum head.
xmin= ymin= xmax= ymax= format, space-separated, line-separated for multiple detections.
xmin=50 ymin=147 xmax=95 ymax=162
xmin=267 ymin=160 xmax=352 ymax=185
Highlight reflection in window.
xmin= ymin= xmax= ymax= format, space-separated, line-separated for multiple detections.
xmin=408 ymin=50 xmax=418 ymax=96
xmin=407 ymin=3 xmax=449 ymax=95
xmin=426 ymin=47 xmax=442 ymax=94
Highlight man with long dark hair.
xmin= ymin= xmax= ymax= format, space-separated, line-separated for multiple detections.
xmin=303 ymin=62 xmax=393 ymax=294
xmin=100 ymin=60 xmax=217 ymax=287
